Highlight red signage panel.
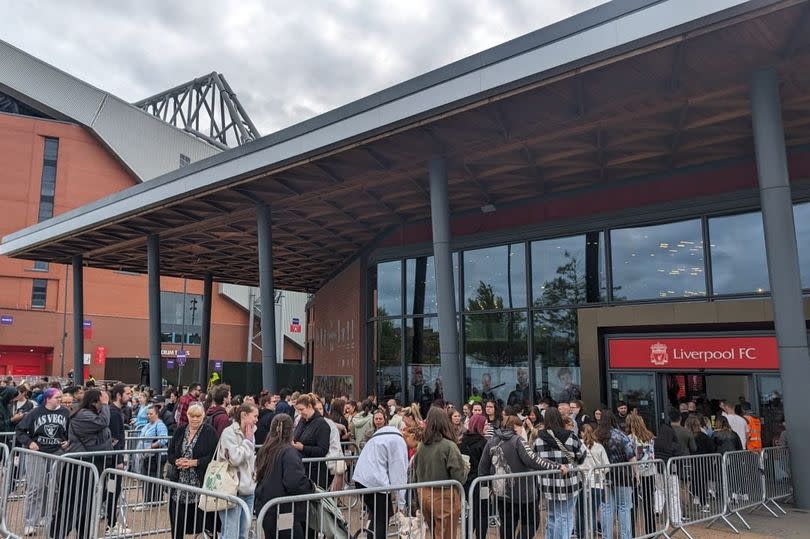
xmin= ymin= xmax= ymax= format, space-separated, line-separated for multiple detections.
xmin=609 ymin=336 xmax=778 ymax=370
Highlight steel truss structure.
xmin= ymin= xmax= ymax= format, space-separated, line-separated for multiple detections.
xmin=134 ymin=72 xmax=260 ymax=149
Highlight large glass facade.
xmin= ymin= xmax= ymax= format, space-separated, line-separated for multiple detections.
xmin=532 ymin=232 xmax=606 ymax=306
xmin=709 ymin=212 xmax=769 ymax=295
xmin=160 ymin=291 xmax=203 ymax=344
xmin=611 ymin=219 xmax=705 ymax=300
xmin=464 ymin=244 xmax=526 ymax=310
xmin=367 ymin=200 xmax=810 ymax=405
xmin=465 ymin=312 xmax=529 ymax=406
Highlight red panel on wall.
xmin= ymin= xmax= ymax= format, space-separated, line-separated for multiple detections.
xmin=608 ymin=336 xmax=778 ymax=371
xmin=0 ymin=346 xmax=50 ymax=376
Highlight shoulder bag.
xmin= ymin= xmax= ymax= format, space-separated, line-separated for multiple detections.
xmin=197 ymin=436 xmax=238 ymax=512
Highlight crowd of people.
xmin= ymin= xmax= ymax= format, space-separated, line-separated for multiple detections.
xmin=0 ymin=373 xmax=787 ymax=539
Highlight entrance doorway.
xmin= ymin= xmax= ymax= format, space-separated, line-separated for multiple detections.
xmin=663 ymin=373 xmax=751 ymax=418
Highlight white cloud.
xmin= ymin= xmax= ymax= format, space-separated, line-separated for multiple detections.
xmin=0 ymin=0 xmax=607 ymax=135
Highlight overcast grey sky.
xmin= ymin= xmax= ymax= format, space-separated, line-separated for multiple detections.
xmin=1 ymin=0 xmax=606 ymax=135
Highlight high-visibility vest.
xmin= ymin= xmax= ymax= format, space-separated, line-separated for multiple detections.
xmin=745 ymin=414 xmax=762 ymax=452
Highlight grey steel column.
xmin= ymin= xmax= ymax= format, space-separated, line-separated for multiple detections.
xmin=199 ymin=272 xmax=213 ymax=387
xmin=751 ymin=68 xmax=810 ymax=509
xmin=257 ymin=205 xmax=278 ymax=392
xmin=429 ymin=157 xmax=462 ymax=407
xmin=147 ymin=234 xmax=162 ymax=392
xmin=71 ymin=255 xmax=84 ymax=386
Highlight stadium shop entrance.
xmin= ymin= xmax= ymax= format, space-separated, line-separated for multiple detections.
xmin=605 ymin=334 xmax=783 ymax=445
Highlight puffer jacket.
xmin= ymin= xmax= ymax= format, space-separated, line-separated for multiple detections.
xmin=478 ymin=427 xmax=560 ymax=502
xmin=217 ymin=421 xmax=257 ymax=495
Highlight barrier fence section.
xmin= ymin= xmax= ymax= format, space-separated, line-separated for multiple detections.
xmin=666 ymin=453 xmax=728 ymax=538
xmin=721 ymin=449 xmax=766 ymax=530
xmin=257 ymin=479 xmax=466 ymax=539
xmin=0 ymin=432 xmax=15 ymax=448
xmin=123 ymin=435 xmax=172 ymax=451
xmin=0 ymin=447 xmax=101 ymax=539
xmin=302 ymin=455 xmax=361 ymax=503
xmin=0 ymin=443 xmax=8 ymax=533
xmin=96 ymin=467 xmax=252 ymax=538
xmin=762 ymin=445 xmax=792 ymax=515
xmin=582 ymin=459 xmax=670 ymax=539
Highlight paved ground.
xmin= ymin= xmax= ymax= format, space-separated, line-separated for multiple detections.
xmin=671 ymin=505 xmax=810 ymax=538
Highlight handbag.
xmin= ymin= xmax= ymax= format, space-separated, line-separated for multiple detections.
xmin=394 ymin=510 xmax=427 ymax=539
xmin=197 ymin=438 xmax=238 ymax=512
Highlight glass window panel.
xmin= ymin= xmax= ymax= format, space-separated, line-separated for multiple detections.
xmin=377 ymin=319 xmax=403 ymax=403
xmin=38 ymin=200 xmax=54 ymax=221
xmin=464 ymin=311 xmax=529 ymax=407
xmin=532 ymin=233 xmax=606 ymax=306
xmin=33 ymin=260 xmax=48 ymax=271
xmin=160 ymin=292 xmax=203 ymax=334
xmin=43 ymin=138 xmax=59 ymax=161
xmin=405 ymin=317 xmax=441 ymax=414
xmin=609 ymin=373 xmax=658 ymax=435
xmin=406 ymin=256 xmax=437 ymax=315
xmin=533 ymin=309 xmax=580 ymax=403
xmin=610 ymin=219 xmax=705 ymax=300
xmin=31 ymin=278 xmax=47 ymax=308
xmin=795 ymin=202 xmax=810 ymax=289
xmin=41 ymin=165 xmax=56 ymax=189
xmin=709 ymin=212 xmax=769 ymax=295
xmin=375 ymin=261 xmax=402 ymax=317
xmin=464 ymin=244 xmax=526 ymax=311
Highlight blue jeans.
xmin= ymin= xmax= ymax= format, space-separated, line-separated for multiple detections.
xmin=602 ymin=486 xmax=634 ymax=539
xmin=545 ymin=496 xmax=578 ymax=539
xmin=219 ymin=493 xmax=254 ymax=539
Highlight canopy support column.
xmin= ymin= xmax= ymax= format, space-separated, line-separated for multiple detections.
xmin=147 ymin=234 xmax=162 ymax=392
xmin=199 ymin=272 xmax=213 ymax=387
xmin=429 ymin=157 xmax=462 ymax=407
xmin=257 ymin=205 xmax=278 ymax=392
xmin=751 ymin=68 xmax=810 ymax=509
xmin=72 ymin=255 xmax=84 ymax=386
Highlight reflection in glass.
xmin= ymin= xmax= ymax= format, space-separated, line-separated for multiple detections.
xmin=532 ymin=232 xmax=606 ymax=306
xmin=795 ymin=202 xmax=810 ymax=289
xmin=611 ymin=219 xmax=705 ymax=300
xmin=757 ymin=374 xmax=783 ymax=447
xmin=709 ymin=212 xmax=769 ymax=295
xmin=405 ymin=317 xmax=440 ymax=414
xmin=376 ymin=261 xmax=402 ymax=317
xmin=464 ymin=244 xmax=526 ymax=311
xmin=406 ymin=257 xmax=437 ymax=315
xmin=376 ymin=319 xmax=403 ymax=402
xmin=609 ymin=373 xmax=658 ymax=434
xmin=465 ymin=312 xmax=529 ymax=407
xmin=534 ymin=309 xmax=580 ymax=403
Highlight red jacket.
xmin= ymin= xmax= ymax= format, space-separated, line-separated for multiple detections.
xmin=206 ymin=406 xmax=231 ymax=438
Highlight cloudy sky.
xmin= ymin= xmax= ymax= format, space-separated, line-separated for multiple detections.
xmin=1 ymin=0 xmax=606 ymax=135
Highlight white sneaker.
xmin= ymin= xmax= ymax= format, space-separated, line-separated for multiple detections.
xmin=24 ymin=526 xmax=36 ymax=536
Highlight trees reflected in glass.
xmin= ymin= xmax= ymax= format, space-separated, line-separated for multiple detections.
xmin=464 ymin=244 xmax=526 ymax=311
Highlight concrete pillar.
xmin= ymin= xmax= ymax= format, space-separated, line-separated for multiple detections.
xmin=71 ymin=255 xmax=84 ymax=386
xmin=751 ymin=68 xmax=810 ymax=508
xmin=147 ymin=234 xmax=162 ymax=392
xmin=199 ymin=272 xmax=213 ymax=387
xmin=257 ymin=205 xmax=278 ymax=392
xmin=429 ymin=157 xmax=462 ymax=407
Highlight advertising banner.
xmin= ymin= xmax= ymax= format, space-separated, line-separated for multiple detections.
xmin=608 ymin=336 xmax=778 ymax=370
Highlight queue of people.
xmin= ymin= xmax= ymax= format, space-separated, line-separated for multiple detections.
xmin=0 ymin=372 xmax=789 ymax=539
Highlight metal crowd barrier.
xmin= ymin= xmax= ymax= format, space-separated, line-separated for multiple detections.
xmin=123 ymin=435 xmax=172 ymax=451
xmin=256 ymin=479 xmax=465 ymax=539
xmin=584 ymin=459 xmax=670 ymax=539
xmin=0 ymin=447 xmax=101 ymax=539
xmin=761 ymin=445 xmax=792 ymax=516
xmin=301 ymin=455 xmax=360 ymax=493
xmin=667 ymin=453 xmax=727 ymax=537
xmin=0 ymin=432 xmax=15 ymax=448
xmin=722 ymin=449 xmax=766 ymax=531
xmin=96 ymin=467 xmax=252 ymax=538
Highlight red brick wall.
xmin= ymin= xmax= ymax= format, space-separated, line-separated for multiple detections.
xmin=309 ymin=260 xmax=363 ymax=398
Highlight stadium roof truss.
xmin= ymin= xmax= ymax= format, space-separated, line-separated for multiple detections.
xmin=134 ymin=72 xmax=261 ymax=150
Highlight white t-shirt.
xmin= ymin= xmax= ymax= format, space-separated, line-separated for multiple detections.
xmin=724 ymin=412 xmax=748 ymax=447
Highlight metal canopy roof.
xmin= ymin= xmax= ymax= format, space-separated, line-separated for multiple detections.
xmin=2 ymin=0 xmax=810 ymax=292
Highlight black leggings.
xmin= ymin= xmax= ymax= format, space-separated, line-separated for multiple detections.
xmin=356 ymin=481 xmax=393 ymax=539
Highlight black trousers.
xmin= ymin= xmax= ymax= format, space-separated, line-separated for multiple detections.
xmin=51 ymin=464 xmax=96 ymax=539
xmin=356 ymin=481 xmax=393 ymax=539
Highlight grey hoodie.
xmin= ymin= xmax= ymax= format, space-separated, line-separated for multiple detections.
xmin=68 ymin=405 xmax=112 ymax=453
xmin=478 ymin=427 xmax=560 ymax=502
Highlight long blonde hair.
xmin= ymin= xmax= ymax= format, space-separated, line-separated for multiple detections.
xmin=627 ymin=414 xmax=654 ymax=443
